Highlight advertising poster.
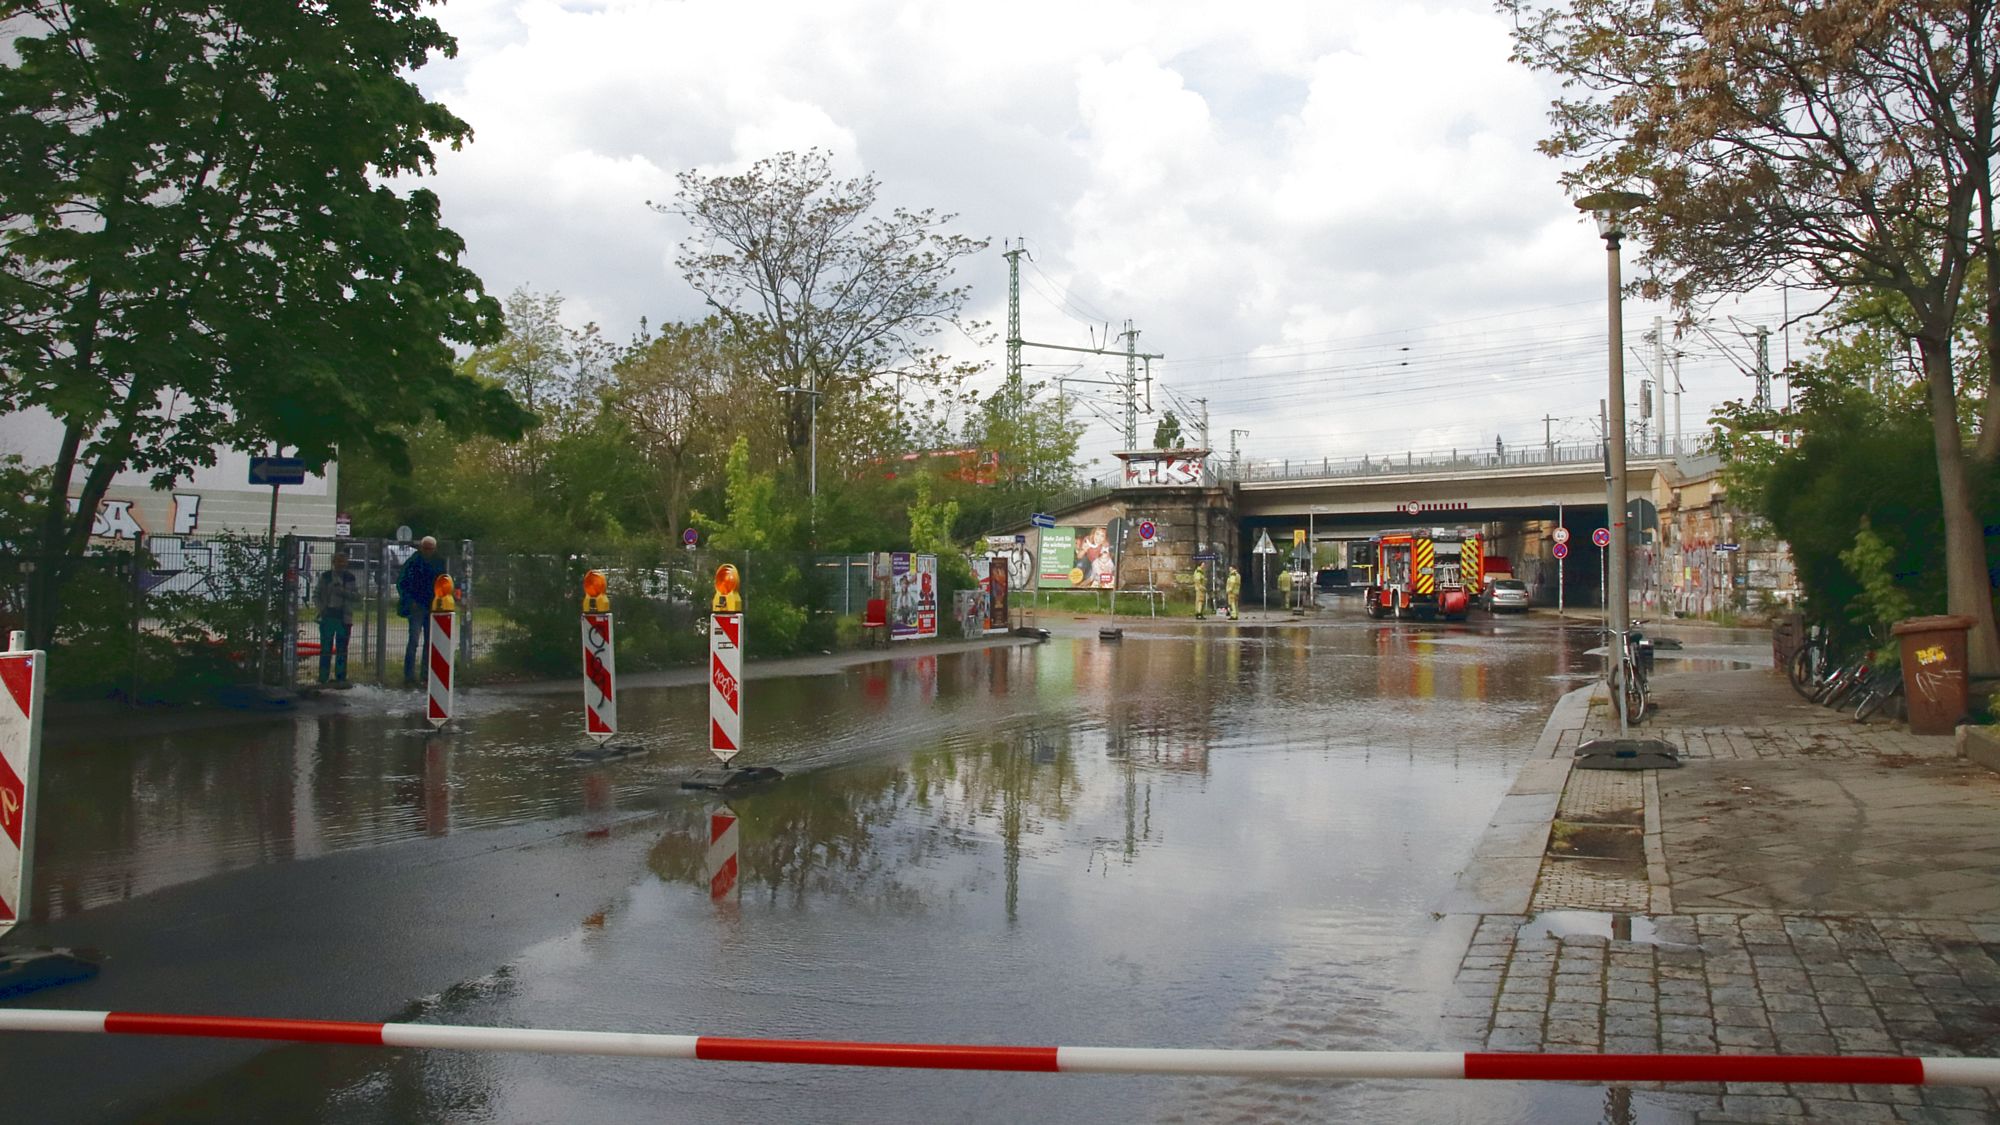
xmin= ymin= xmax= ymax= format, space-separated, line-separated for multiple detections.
xmin=890 ymin=552 xmax=938 ymax=641
xmin=1037 ymin=524 xmax=1120 ymax=590
xmin=986 ymin=556 xmax=1010 ymax=631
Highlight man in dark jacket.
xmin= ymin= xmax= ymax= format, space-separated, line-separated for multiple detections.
xmin=398 ymin=536 xmax=444 ymax=687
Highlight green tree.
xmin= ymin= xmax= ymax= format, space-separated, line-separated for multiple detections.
xmin=0 ymin=0 xmax=529 ymax=648
xmin=658 ymin=149 xmax=989 ymax=484
xmin=1152 ymin=411 xmax=1182 ymax=449
xmin=1505 ymin=0 xmax=2000 ymax=673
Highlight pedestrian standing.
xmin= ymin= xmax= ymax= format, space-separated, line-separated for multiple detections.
xmin=1226 ymin=565 xmax=1242 ymax=620
xmin=315 ymin=551 xmax=360 ymax=684
xmin=398 ymin=535 xmax=444 ymax=687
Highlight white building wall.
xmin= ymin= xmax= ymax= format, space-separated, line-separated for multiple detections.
xmin=0 ymin=407 xmax=338 ymax=542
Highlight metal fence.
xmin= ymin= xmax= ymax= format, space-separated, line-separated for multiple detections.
xmin=1232 ymin=435 xmax=1709 ymax=484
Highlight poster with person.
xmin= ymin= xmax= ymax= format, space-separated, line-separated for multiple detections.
xmin=891 ymin=552 xmax=938 ymax=641
xmin=986 ymin=556 xmax=1010 ymax=631
xmin=1036 ymin=524 xmax=1122 ymax=590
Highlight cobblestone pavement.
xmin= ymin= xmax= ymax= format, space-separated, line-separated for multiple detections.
xmin=1450 ymin=666 xmax=2000 ymax=1122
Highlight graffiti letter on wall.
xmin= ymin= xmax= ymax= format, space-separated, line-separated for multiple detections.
xmin=93 ymin=500 xmax=144 ymax=540
xmin=172 ymin=493 xmax=201 ymax=535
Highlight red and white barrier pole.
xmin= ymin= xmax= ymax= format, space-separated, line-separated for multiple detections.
xmin=1 ymin=1009 xmax=1996 ymax=1086
xmin=709 ymin=564 xmax=743 ymax=765
xmin=581 ymin=570 xmax=615 ymax=744
xmin=0 ymin=635 xmax=47 ymax=937
xmin=427 ymin=576 xmax=458 ymax=730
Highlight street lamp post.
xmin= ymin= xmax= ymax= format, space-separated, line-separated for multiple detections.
xmin=1577 ymin=190 xmax=1647 ymax=733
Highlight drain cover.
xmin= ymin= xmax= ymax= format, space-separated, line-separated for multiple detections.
xmin=1574 ymin=738 xmax=1682 ymax=770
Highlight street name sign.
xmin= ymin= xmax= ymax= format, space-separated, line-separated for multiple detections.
xmin=1030 ymin=512 xmax=1057 ymax=529
xmin=247 ymin=456 xmax=308 ymax=486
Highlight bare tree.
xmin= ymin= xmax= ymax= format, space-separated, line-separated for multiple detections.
xmin=1504 ymin=0 xmax=2000 ymax=672
xmin=656 ymin=150 xmax=989 ymax=480
xmin=611 ymin=319 xmax=734 ymax=537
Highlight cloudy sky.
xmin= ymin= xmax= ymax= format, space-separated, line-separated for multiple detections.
xmin=410 ymin=0 xmax=1801 ymax=474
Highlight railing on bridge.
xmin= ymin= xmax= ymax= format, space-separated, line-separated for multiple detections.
xmin=1229 ymin=436 xmax=1707 ymax=484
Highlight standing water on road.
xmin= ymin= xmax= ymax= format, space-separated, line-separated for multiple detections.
xmin=35 ymin=618 xmax=1628 ymax=1122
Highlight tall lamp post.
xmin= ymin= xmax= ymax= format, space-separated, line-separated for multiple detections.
xmin=1577 ymin=189 xmax=1647 ymax=732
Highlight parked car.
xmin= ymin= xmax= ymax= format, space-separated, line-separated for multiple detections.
xmin=1483 ymin=577 xmax=1530 ymax=613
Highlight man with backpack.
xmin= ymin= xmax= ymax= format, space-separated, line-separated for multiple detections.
xmin=397 ymin=535 xmax=445 ymax=687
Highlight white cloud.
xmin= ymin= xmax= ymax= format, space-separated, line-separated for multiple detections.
xmin=409 ymin=0 xmax=1791 ymax=464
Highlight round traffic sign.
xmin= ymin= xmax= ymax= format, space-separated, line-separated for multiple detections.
xmin=1552 ymin=527 xmax=1570 ymax=544
xmin=1552 ymin=542 xmax=1569 ymax=560
xmin=1592 ymin=527 xmax=1611 ymax=548
xmin=1406 ymin=500 xmax=1421 ymax=515
xmin=682 ymin=528 xmax=699 ymax=546
xmin=1138 ymin=520 xmax=1156 ymax=542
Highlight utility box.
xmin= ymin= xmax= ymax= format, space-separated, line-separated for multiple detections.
xmin=1893 ymin=614 xmax=1975 ymax=736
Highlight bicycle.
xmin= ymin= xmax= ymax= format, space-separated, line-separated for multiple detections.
xmin=1851 ymin=665 xmax=1905 ymax=722
xmin=1610 ymin=623 xmax=1650 ymax=725
xmin=1787 ymin=623 xmax=1833 ymax=700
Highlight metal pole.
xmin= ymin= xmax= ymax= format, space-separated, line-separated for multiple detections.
xmin=1599 ymin=232 xmax=1632 ymax=733
xmin=1557 ymin=502 xmax=1565 ymax=618
xmin=256 ymin=480 xmax=280 ymax=687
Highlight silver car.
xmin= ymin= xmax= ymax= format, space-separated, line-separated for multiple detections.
xmin=1483 ymin=578 xmax=1530 ymax=613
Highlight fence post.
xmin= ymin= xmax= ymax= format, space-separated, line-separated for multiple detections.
xmin=281 ymin=535 xmax=300 ymax=687
xmin=129 ymin=537 xmax=143 ymax=707
xmin=459 ymin=539 xmax=474 ymax=669
xmin=374 ymin=537 xmax=388 ymax=684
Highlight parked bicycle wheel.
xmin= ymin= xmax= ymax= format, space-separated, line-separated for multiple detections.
xmin=1788 ymin=640 xmax=1828 ymax=700
xmin=1854 ymin=671 xmax=1904 ymax=722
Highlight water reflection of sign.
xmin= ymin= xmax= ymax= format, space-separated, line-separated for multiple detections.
xmin=705 ymin=806 xmax=739 ymax=901
xmin=0 ymin=649 xmax=46 ymax=933
xmin=891 ymin=553 xmax=938 ymax=640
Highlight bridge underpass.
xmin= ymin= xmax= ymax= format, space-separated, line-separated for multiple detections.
xmin=1232 ymin=454 xmax=1677 ymax=610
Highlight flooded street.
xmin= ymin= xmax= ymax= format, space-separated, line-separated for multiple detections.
xmin=14 ymin=616 xmax=1698 ymax=1122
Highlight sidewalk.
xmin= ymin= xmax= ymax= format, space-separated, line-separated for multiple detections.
xmin=1444 ymin=666 xmax=2000 ymax=1122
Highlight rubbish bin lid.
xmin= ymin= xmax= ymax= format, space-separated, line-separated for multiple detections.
xmin=1892 ymin=614 xmax=1977 ymax=636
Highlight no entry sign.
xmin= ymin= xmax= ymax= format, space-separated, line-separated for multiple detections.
xmin=0 ymin=646 xmax=46 ymax=935
xmin=710 ymin=613 xmax=743 ymax=763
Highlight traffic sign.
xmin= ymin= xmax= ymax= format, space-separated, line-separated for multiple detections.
xmin=1193 ymin=552 xmax=1219 ymax=563
xmin=247 ymin=456 xmax=307 ymax=486
xmin=1717 ymin=542 xmax=1741 ymax=553
xmin=710 ymin=612 xmax=743 ymax=763
xmin=0 ymin=647 xmax=46 ymax=936
xmin=1138 ymin=520 xmax=1157 ymax=542
xmin=1030 ymin=512 xmax=1057 ymax=529
xmin=1552 ymin=527 xmax=1570 ymax=545
xmin=1252 ymin=530 xmax=1277 ymax=555
xmin=1592 ymin=527 xmax=1611 ymax=548
xmin=682 ymin=528 xmax=699 ymax=546
xmin=1552 ymin=542 xmax=1569 ymax=560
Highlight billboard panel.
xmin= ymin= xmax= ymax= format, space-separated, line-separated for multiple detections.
xmin=1038 ymin=525 xmax=1119 ymax=590
xmin=890 ymin=552 xmax=938 ymax=641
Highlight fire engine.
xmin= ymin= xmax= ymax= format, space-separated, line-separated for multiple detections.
xmin=1364 ymin=528 xmax=1483 ymax=621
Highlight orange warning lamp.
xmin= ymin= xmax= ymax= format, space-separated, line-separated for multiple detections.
xmin=712 ymin=564 xmax=742 ymax=612
xmin=582 ymin=569 xmax=610 ymax=613
xmin=431 ymin=574 xmax=457 ymax=613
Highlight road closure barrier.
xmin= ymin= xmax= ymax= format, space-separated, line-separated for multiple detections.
xmin=1 ymin=1010 xmax=1996 ymax=1087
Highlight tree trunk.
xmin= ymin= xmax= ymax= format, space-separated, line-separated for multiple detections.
xmin=1921 ymin=339 xmax=2000 ymax=676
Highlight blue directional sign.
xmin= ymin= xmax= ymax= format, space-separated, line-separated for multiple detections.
xmin=247 ymin=456 xmax=308 ymax=486
xmin=1030 ymin=512 xmax=1056 ymax=529
xmin=1193 ymin=552 xmax=1219 ymax=562
xmin=1717 ymin=542 xmax=1741 ymax=553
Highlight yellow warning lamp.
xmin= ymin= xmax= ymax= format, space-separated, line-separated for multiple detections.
xmin=711 ymin=564 xmax=742 ymax=612
xmin=431 ymin=574 xmax=457 ymax=613
xmin=582 ymin=569 xmax=610 ymax=613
